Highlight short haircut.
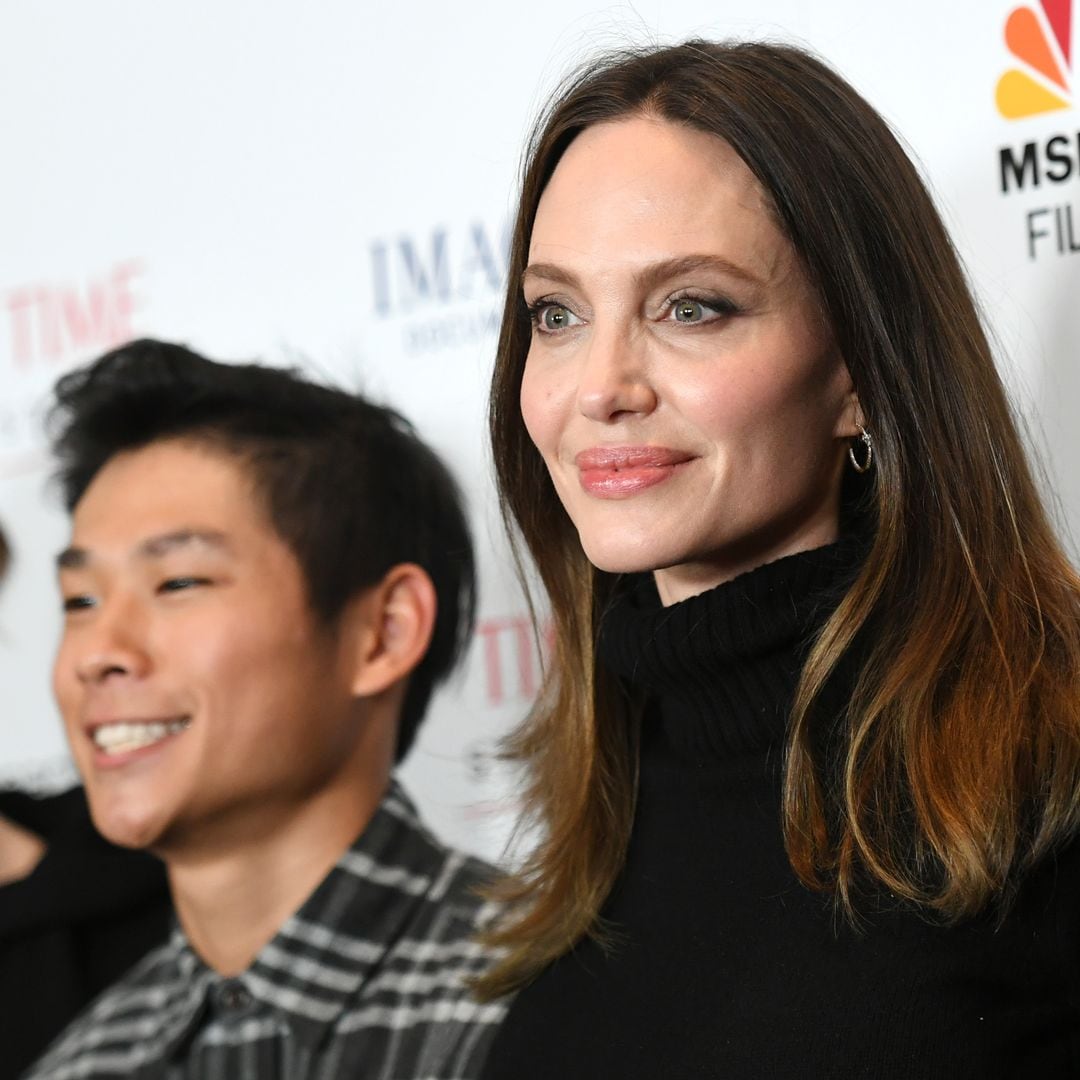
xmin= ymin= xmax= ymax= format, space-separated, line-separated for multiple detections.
xmin=50 ymin=338 xmax=476 ymax=760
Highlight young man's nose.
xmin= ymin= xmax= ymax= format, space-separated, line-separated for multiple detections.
xmin=72 ymin=600 xmax=152 ymax=685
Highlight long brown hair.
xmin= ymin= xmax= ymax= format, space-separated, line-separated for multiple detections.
xmin=480 ymin=41 xmax=1080 ymax=998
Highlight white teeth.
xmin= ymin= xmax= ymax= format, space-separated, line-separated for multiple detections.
xmin=92 ymin=718 xmax=190 ymax=755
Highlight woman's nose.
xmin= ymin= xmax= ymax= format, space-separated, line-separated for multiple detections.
xmin=576 ymin=327 xmax=658 ymax=422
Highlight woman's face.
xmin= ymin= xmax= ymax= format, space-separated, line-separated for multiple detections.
xmin=520 ymin=116 xmax=859 ymax=605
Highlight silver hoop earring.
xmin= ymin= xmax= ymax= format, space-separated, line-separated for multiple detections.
xmin=848 ymin=425 xmax=873 ymax=473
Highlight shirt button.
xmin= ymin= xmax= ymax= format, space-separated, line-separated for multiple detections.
xmin=218 ymin=979 xmax=253 ymax=1012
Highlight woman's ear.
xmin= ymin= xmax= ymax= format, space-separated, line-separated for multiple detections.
xmin=345 ymin=563 xmax=437 ymax=699
xmin=834 ymin=369 xmax=864 ymax=440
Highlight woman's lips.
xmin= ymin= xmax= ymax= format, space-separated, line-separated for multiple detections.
xmin=574 ymin=446 xmax=694 ymax=498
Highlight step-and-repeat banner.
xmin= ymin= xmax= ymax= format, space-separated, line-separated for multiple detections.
xmin=1 ymin=0 xmax=1077 ymax=861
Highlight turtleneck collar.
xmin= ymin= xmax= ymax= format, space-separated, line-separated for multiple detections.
xmin=598 ymin=541 xmax=863 ymax=761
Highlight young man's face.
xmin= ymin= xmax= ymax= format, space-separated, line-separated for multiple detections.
xmin=53 ymin=438 xmax=366 ymax=854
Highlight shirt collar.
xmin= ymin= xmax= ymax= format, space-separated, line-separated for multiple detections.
xmin=159 ymin=779 xmax=452 ymax=1055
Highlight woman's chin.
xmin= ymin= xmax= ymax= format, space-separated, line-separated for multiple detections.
xmin=578 ymin=535 xmax=671 ymax=577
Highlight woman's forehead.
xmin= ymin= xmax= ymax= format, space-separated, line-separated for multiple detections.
xmin=529 ymin=116 xmax=792 ymax=288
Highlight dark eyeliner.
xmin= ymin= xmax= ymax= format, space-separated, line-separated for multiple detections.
xmin=667 ymin=291 xmax=742 ymax=317
xmin=524 ymin=297 xmax=566 ymax=324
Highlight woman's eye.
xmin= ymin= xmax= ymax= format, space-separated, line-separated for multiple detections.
xmin=674 ymin=299 xmax=707 ymax=323
xmin=667 ymin=296 xmax=736 ymax=324
xmin=62 ymin=595 xmax=95 ymax=613
xmin=529 ymin=302 xmax=582 ymax=333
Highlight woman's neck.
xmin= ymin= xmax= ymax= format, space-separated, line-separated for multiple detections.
xmin=600 ymin=541 xmax=862 ymax=760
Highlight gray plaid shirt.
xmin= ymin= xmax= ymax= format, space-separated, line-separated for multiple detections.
xmin=24 ymin=781 xmax=507 ymax=1079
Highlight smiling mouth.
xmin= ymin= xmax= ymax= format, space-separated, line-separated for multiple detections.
xmin=90 ymin=718 xmax=191 ymax=756
xmin=574 ymin=446 xmax=695 ymax=498
xmin=575 ymin=446 xmax=694 ymax=471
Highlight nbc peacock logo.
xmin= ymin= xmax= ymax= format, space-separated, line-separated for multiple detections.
xmin=996 ymin=1 xmax=1073 ymax=118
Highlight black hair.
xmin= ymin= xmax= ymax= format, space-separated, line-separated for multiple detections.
xmin=49 ymin=338 xmax=476 ymax=760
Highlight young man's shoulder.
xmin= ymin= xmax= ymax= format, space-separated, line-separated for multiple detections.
xmin=22 ymin=934 xmax=193 ymax=1079
xmin=24 ymin=786 xmax=509 ymax=1080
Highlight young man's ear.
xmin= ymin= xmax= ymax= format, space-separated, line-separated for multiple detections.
xmin=346 ymin=563 xmax=437 ymax=699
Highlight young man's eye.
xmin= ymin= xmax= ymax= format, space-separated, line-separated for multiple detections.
xmin=62 ymin=595 xmax=96 ymax=613
xmin=157 ymin=577 xmax=211 ymax=594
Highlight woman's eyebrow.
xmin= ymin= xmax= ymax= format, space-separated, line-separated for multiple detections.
xmin=521 ymin=263 xmax=580 ymax=290
xmin=522 ymin=254 xmax=763 ymax=293
xmin=633 ymin=254 xmax=764 ymax=291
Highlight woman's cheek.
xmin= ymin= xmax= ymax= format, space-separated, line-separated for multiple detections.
xmin=520 ymin=364 xmax=561 ymax=456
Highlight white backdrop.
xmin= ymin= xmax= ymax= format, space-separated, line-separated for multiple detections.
xmin=1 ymin=0 xmax=1077 ymax=862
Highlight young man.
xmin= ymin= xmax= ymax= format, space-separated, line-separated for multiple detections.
xmin=27 ymin=340 xmax=504 ymax=1079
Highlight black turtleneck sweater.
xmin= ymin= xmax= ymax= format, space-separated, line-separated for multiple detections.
xmin=482 ymin=546 xmax=1080 ymax=1079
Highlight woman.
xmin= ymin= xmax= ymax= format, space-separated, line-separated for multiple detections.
xmin=478 ymin=41 xmax=1080 ymax=1078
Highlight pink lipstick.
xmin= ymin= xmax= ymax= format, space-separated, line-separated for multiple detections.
xmin=575 ymin=446 xmax=693 ymax=498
